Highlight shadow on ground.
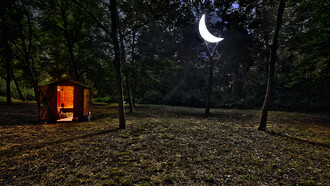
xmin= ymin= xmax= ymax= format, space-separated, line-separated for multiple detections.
xmin=0 ymin=102 xmax=38 ymax=125
xmin=265 ymin=130 xmax=330 ymax=148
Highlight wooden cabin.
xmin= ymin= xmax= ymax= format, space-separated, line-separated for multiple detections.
xmin=39 ymin=80 xmax=92 ymax=123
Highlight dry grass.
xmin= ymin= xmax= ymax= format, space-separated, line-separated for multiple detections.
xmin=0 ymin=102 xmax=329 ymax=185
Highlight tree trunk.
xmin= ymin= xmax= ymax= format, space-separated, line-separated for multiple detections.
xmin=205 ymin=55 xmax=214 ymax=115
xmin=5 ymin=41 xmax=11 ymax=105
xmin=110 ymin=0 xmax=126 ymax=129
xmin=259 ymin=0 xmax=285 ymax=131
xmin=204 ymin=15 xmax=225 ymax=116
xmin=231 ymin=70 xmax=238 ymax=96
xmin=71 ymin=0 xmax=125 ymax=128
xmin=264 ymin=34 xmax=270 ymax=80
xmin=31 ymin=70 xmax=40 ymax=123
xmin=131 ymin=32 xmax=137 ymax=108
xmin=125 ymin=73 xmax=135 ymax=113
xmin=12 ymin=69 xmax=25 ymax=101
xmin=60 ymin=6 xmax=80 ymax=81
xmin=120 ymin=33 xmax=135 ymax=113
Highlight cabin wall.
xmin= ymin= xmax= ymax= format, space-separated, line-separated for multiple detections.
xmin=83 ymin=88 xmax=92 ymax=119
xmin=73 ymin=85 xmax=84 ymax=120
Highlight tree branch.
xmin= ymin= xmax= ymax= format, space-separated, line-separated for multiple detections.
xmin=71 ymin=0 xmax=113 ymax=37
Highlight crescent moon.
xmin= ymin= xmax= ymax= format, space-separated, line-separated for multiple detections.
xmin=199 ymin=14 xmax=224 ymax=43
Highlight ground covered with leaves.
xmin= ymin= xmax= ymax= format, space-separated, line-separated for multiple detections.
xmin=0 ymin=102 xmax=329 ymax=185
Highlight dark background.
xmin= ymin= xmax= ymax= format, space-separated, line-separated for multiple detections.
xmin=0 ymin=0 xmax=329 ymax=113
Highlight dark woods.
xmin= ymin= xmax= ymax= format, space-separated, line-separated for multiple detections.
xmin=1 ymin=0 xmax=329 ymax=120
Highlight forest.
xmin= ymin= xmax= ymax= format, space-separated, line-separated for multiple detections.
xmin=0 ymin=0 xmax=329 ymax=185
xmin=1 ymin=0 xmax=329 ymax=113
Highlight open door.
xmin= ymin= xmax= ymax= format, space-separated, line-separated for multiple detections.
xmin=57 ymin=86 xmax=74 ymax=122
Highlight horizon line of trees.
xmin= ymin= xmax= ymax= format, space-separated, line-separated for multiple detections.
xmin=1 ymin=0 xmax=329 ymax=129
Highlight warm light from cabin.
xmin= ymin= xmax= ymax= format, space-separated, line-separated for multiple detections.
xmin=57 ymin=86 xmax=74 ymax=108
xmin=57 ymin=86 xmax=74 ymax=121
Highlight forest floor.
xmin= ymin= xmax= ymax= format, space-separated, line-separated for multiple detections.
xmin=0 ymin=102 xmax=329 ymax=185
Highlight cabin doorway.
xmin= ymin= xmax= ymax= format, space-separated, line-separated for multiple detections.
xmin=57 ymin=86 xmax=74 ymax=122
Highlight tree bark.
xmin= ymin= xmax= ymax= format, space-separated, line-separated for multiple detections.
xmin=59 ymin=2 xmax=80 ymax=81
xmin=131 ymin=32 xmax=137 ymax=108
xmin=205 ymin=54 xmax=214 ymax=115
xmin=120 ymin=33 xmax=135 ymax=113
xmin=72 ymin=0 xmax=126 ymax=128
xmin=259 ymin=0 xmax=285 ymax=131
xmin=204 ymin=12 xmax=225 ymax=116
xmin=5 ymin=40 xmax=11 ymax=105
xmin=110 ymin=0 xmax=126 ymax=129
xmin=125 ymin=73 xmax=135 ymax=113
xmin=12 ymin=69 xmax=25 ymax=101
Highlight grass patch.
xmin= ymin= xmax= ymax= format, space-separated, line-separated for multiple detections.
xmin=0 ymin=103 xmax=329 ymax=184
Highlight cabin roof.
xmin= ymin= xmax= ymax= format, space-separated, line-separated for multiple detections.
xmin=41 ymin=79 xmax=91 ymax=88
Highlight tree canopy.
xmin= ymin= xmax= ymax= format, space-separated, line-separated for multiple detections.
xmin=1 ymin=0 xmax=329 ymax=115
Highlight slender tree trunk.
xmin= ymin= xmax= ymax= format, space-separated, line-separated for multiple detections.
xmin=67 ymin=39 xmax=79 ymax=81
xmin=120 ymin=34 xmax=135 ymax=113
xmin=204 ymin=17 xmax=225 ymax=115
xmin=60 ymin=6 xmax=80 ymax=81
xmin=131 ymin=32 xmax=137 ymax=108
xmin=232 ymin=70 xmax=238 ymax=96
xmin=12 ymin=69 xmax=25 ymax=101
xmin=69 ymin=44 xmax=79 ymax=81
xmin=110 ymin=0 xmax=126 ymax=129
xmin=125 ymin=73 xmax=135 ymax=113
xmin=264 ymin=34 xmax=270 ymax=80
xmin=31 ymin=69 xmax=40 ymax=123
xmin=205 ymin=55 xmax=214 ymax=115
xmin=259 ymin=0 xmax=285 ymax=131
xmin=71 ymin=0 xmax=125 ymax=128
xmin=5 ymin=42 xmax=11 ymax=105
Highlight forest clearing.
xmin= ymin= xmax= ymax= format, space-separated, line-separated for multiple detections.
xmin=0 ymin=102 xmax=329 ymax=185
xmin=1 ymin=0 xmax=329 ymax=184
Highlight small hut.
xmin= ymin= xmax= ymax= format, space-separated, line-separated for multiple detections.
xmin=39 ymin=80 xmax=92 ymax=123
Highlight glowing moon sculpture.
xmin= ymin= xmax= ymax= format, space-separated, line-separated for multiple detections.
xmin=199 ymin=14 xmax=224 ymax=43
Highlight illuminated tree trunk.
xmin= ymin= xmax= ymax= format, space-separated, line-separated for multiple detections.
xmin=259 ymin=0 xmax=285 ymax=131
xmin=110 ymin=0 xmax=126 ymax=129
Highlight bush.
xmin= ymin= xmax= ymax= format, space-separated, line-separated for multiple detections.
xmin=25 ymin=93 xmax=35 ymax=101
xmin=93 ymin=96 xmax=116 ymax=103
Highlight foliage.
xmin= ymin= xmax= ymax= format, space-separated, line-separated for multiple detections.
xmin=0 ymin=0 xmax=328 ymax=113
